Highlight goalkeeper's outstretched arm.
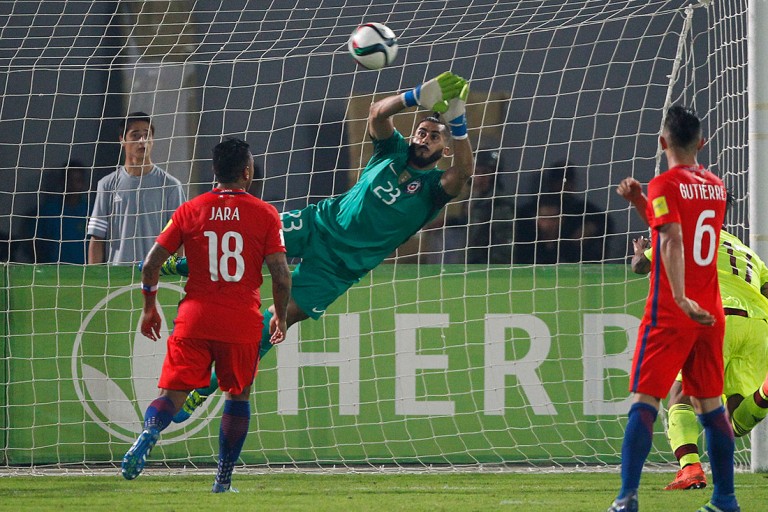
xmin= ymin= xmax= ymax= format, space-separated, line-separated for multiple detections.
xmin=440 ymin=81 xmax=473 ymax=197
xmin=368 ymin=71 xmax=468 ymax=140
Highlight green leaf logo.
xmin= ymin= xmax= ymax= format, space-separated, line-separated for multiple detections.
xmin=72 ymin=283 xmax=223 ymax=443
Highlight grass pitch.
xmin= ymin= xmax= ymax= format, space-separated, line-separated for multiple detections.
xmin=1 ymin=471 xmax=767 ymax=511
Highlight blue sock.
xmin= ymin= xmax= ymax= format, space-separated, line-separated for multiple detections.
xmin=144 ymin=396 xmax=176 ymax=432
xmin=700 ymin=406 xmax=738 ymax=511
xmin=618 ymin=402 xmax=658 ymax=499
xmin=216 ymin=400 xmax=250 ymax=485
xmin=259 ymin=309 xmax=275 ymax=359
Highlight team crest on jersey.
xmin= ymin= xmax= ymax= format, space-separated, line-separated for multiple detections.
xmin=652 ymin=196 xmax=669 ymax=218
xmin=405 ymin=180 xmax=422 ymax=194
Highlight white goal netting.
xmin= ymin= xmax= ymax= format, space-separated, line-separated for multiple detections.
xmin=0 ymin=0 xmax=751 ymax=472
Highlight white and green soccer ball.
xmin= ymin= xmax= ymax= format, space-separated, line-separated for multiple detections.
xmin=348 ymin=22 xmax=398 ymax=70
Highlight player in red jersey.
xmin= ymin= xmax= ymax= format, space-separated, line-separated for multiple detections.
xmin=121 ymin=138 xmax=292 ymax=492
xmin=607 ymin=106 xmax=739 ymax=512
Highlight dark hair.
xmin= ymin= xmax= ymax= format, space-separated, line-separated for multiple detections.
xmin=42 ymin=159 xmax=88 ymax=193
xmin=212 ymin=138 xmax=251 ymax=183
xmin=663 ymin=105 xmax=701 ymax=150
xmin=425 ymin=113 xmax=443 ymax=124
xmin=538 ymin=192 xmax=563 ymax=210
xmin=726 ymin=189 xmax=735 ymax=214
xmin=541 ymin=159 xmax=576 ymax=193
xmin=119 ymin=111 xmax=154 ymax=137
xmin=475 ymin=149 xmax=501 ymax=171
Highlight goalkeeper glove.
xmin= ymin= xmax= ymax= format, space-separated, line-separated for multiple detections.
xmin=444 ymin=81 xmax=470 ymax=139
xmin=138 ymin=254 xmax=189 ymax=277
xmin=402 ymin=72 xmax=467 ymax=113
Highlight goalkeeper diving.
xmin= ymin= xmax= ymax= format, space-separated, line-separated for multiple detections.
xmin=153 ymin=72 xmax=475 ymax=421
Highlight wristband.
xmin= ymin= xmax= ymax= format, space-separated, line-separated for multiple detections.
xmin=402 ymin=85 xmax=420 ymax=107
xmin=141 ymin=283 xmax=158 ymax=296
xmin=449 ymin=114 xmax=468 ymax=139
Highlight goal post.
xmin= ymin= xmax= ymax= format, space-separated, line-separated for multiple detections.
xmin=748 ymin=0 xmax=768 ymax=473
xmin=0 ymin=0 xmax=753 ymax=472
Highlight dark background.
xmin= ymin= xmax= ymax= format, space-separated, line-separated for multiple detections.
xmin=0 ymin=0 xmax=748 ymax=262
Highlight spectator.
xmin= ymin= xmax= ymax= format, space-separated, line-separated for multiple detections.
xmin=34 ymin=159 xmax=92 ymax=263
xmin=87 ymin=112 xmax=186 ymax=264
xmin=466 ymin=149 xmax=515 ymax=264
xmin=512 ymin=159 xmax=613 ymax=264
xmin=416 ymin=149 xmax=514 ymax=264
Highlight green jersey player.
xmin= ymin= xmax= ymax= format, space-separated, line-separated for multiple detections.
xmin=162 ymin=72 xmax=475 ymax=421
xmin=623 ymin=182 xmax=768 ymax=493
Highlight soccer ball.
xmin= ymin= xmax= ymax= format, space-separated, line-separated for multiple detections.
xmin=348 ymin=23 xmax=398 ymax=70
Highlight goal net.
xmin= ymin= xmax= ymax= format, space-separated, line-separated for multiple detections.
xmin=0 ymin=0 xmax=751 ymax=472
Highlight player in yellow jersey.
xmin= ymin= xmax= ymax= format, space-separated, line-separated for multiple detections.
xmin=624 ymin=185 xmax=768 ymax=492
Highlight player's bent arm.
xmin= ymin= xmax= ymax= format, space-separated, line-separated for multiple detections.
xmin=441 ymin=136 xmax=474 ymax=198
xmin=631 ymin=257 xmax=651 ymax=275
xmin=631 ymin=251 xmax=651 ymax=275
xmin=88 ymin=236 xmax=106 ymax=264
xmin=368 ymin=94 xmax=405 ymax=141
xmin=616 ymin=177 xmax=650 ymax=226
xmin=265 ymin=251 xmax=292 ymax=342
xmin=658 ymin=223 xmax=686 ymax=302
xmin=631 ymin=198 xmax=650 ymax=226
xmin=631 ymin=237 xmax=651 ymax=275
xmin=659 ymin=223 xmax=715 ymax=325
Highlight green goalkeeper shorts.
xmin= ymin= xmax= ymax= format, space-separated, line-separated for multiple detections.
xmin=282 ymin=206 xmax=365 ymax=320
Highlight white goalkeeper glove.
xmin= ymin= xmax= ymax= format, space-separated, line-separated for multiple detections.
xmin=444 ymin=81 xmax=470 ymax=139
xmin=402 ymin=72 xmax=467 ymax=113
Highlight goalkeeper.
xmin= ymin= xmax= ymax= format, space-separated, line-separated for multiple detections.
xmin=157 ymin=72 xmax=475 ymax=421
xmin=621 ymin=179 xmax=768 ymax=492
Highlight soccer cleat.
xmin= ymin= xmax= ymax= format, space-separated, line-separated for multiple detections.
xmin=212 ymin=482 xmax=239 ymax=493
xmin=697 ymin=502 xmax=740 ymax=512
xmin=664 ymin=462 xmax=707 ymax=490
xmin=607 ymin=493 xmax=638 ymax=512
xmin=121 ymin=427 xmax=159 ymax=480
xmin=172 ymin=389 xmax=208 ymax=423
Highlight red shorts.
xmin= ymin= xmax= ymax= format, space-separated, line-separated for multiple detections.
xmin=158 ymin=335 xmax=260 ymax=395
xmin=630 ymin=319 xmax=724 ymax=399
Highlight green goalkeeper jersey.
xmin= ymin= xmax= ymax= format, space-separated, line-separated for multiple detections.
xmin=315 ymin=129 xmax=453 ymax=273
xmin=644 ymin=229 xmax=768 ymax=319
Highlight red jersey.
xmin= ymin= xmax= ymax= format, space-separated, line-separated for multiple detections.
xmin=643 ymin=164 xmax=727 ymax=327
xmin=156 ymin=188 xmax=285 ymax=344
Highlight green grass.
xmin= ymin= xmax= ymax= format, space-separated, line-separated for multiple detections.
xmin=1 ymin=471 xmax=767 ymax=511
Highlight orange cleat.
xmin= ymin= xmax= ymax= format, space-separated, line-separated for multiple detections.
xmin=664 ymin=462 xmax=708 ymax=490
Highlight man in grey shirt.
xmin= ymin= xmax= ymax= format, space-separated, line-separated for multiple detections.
xmin=87 ymin=112 xmax=186 ymax=264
